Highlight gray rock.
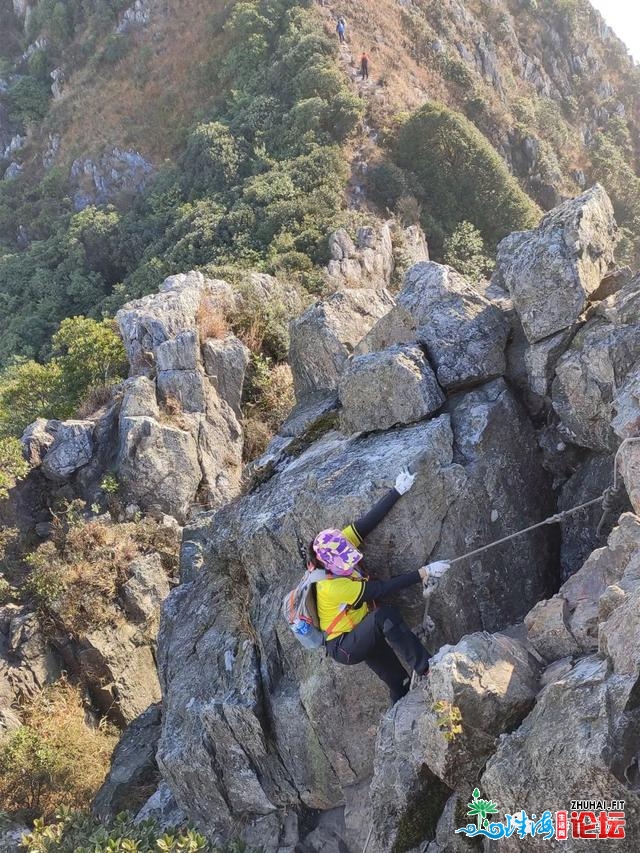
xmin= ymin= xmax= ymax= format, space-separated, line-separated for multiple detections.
xmin=494 ymin=184 xmax=616 ymax=343
xmin=482 ymin=655 xmax=640 ymax=852
xmin=339 ymin=344 xmax=444 ymax=434
xmin=135 ymin=782 xmax=186 ymax=829
xmin=120 ymin=376 xmax=160 ymax=420
xmin=21 ymin=418 xmax=57 ymax=466
xmin=289 ymin=288 xmax=394 ymax=398
xmin=326 ymin=223 xmax=394 ymax=289
xmin=117 ymin=0 xmax=151 ymax=32
xmin=620 ymin=440 xmax=640 ymax=515
xmin=116 ymin=272 xmax=235 ymax=374
xmin=612 ymin=364 xmax=640 ymax=440
xmin=70 ymin=148 xmax=154 ymax=211
xmin=157 ymin=370 xmax=207 ymax=413
xmin=40 ymin=420 xmax=94 ymax=482
xmin=397 ymin=263 xmax=509 ymax=391
xmin=0 ymin=824 xmax=29 ymax=853
xmin=93 ymin=705 xmax=162 ymax=819
xmin=120 ymin=554 xmax=170 ymax=623
xmin=0 ymin=607 xmax=59 ymax=708
xmin=156 ymin=330 xmax=200 ymax=372
xmin=368 ymin=632 xmax=539 ymax=853
xmin=280 ymin=391 xmax=339 ymax=438
xmin=524 ymin=596 xmax=580 ymax=661
xmin=354 ymin=305 xmax=418 ymax=357
xmin=117 ymin=417 xmax=202 ymax=524
xmin=202 ymin=334 xmax=251 ymax=417
xmin=552 ymin=277 xmax=640 ymax=451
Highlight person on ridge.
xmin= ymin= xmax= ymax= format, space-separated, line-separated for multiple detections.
xmin=309 ymin=468 xmax=450 ymax=704
xmin=336 ymin=17 xmax=346 ymax=43
xmin=360 ymin=51 xmax=369 ymax=80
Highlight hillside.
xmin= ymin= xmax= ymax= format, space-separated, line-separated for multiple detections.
xmin=1 ymin=1 xmax=640 ymax=852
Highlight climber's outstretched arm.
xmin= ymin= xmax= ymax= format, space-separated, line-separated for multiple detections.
xmin=342 ymin=468 xmax=416 ymax=546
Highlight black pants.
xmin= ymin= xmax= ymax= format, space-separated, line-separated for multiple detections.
xmin=361 ymin=62 xmax=368 ymax=80
xmin=326 ymin=605 xmax=429 ymax=703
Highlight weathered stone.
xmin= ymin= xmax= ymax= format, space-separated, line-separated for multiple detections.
xmin=482 ymin=656 xmax=640 ymax=852
xmin=202 ymin=334 xmax=250 ymax=417
xmin=279 ymin=391 xmax=339 ymax=438
xmin=620 ymin=440 xmax=640 ymax=515
xmin=117 ymin=417 xmax=202 ymax=524
xmin=0 ymin=607 xmax=59 ymax=709
xmin=397 ymin=263 xmax=509 ymax=391
xmin=120 ymin=554 xmax=170 ymax=623
xmin=120 ymin=376 xmax=160 ymax=420
xmin=368 ymin=632 xmax=539 ymax=852
xmin=354 ymin=304 xmax=418 ymax=357
xmin=552 ymin=276 xmax=640 ymax=451
xmin=20 ymin=418 xmax=57 ymax=466
xmin=289 ymin=288 xmax=394 ymax=398
xmin=599 ymin=587 xmax=640 ymax=676
xmin=326 ymin=223 xmax=394 ymax=288
xmin=524 ymin=596 xmax=580 ymax=661
xmin=155 ymin=330 xmax=199 ymax=372
xmin=494 ymin=184 xmax=616 ymax=343
xmin=135 ymin=782 xmax=186 ymax=829
xmin=70 ymin=148 xmax=154 ymax=211
xmin=116 ymin=272 xmax=234 ymax=374
xmin=339 ymin=345 xmax=444 ymax=434
xmin=612 ymin=364 xmax=640 ymax=440
xmin=0 ymin=824 xmax=29 ymax=853
xmin=157 ymin=369 xmax=207 ymax=413
xmin=426 ymin=380 xmax=556 ymax=647
xmin=93 ymin=705 xmax=162 ymax=819
xmin=40 ymin=420 xmax=94 ymax=482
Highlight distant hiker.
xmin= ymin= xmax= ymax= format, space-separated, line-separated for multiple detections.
xmin=336 ymin=17 xmax=346 ymax=43
xmin=360 ymin=51 xmax=369 ymax=80
xmin=308 ymin=468 xmax=450 ymax=704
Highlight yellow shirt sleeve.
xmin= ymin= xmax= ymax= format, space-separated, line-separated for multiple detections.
xmin=341 ymin=524 xmax=362 ymax=547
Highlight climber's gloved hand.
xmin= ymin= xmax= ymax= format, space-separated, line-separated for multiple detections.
xmin=395 ymin=467 xmax=416 ymax=495
xmin=418 ymin=561 xmax=450 ymax=583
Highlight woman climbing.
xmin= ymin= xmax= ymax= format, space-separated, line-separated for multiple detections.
xmin=310 ymin=468 xmax=449 ymax=703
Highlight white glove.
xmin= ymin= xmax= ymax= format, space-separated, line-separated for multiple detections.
xmin=395 ymin=467 xmax=416 ymax=495
xmin=418 ymin=561 xmax=450 ymax=582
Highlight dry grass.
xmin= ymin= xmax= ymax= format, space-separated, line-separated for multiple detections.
xmin=242 ymin=415 xmax=274 ymax=463
xmin=196 ymin=297 xmax=229 ymax=342
xmin=76 ymin=383 xmax=117 ymax=419
xmin=0 ymin=678 xmax=119 ymax=821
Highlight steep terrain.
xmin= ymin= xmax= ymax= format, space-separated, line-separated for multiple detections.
xmin=1 ymin=1 xmax=640 ymax=852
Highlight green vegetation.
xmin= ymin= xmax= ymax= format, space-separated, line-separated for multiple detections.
xmin=443 ymin=221 xmax=494 ymax=281
xmin=21 ymin=810 xmax=249 ymax=852
xmin=390 ymin=102 xmax=541 ymax=255
xmin=0 ymin=0 xmax=360 ymax=366
xmin=0 ymin=317 xmax=128 ymax=436
xmin=0 ymin=435 xmax=30 ymax=498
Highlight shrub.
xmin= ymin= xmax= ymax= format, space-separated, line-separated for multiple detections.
xmin=443 ymin=221 xmax=495 ymax=281
xmin=197 ymin=298 xmax=229 ymax=342
xmin=242 ymin=355 xmax=294 ymax=460
xmin=393 ymin=102 xmax=541 ymax=252
xmin=0 ymin=681 xmax=118 ymax=822
xmin=368 ymin=162 xmax=409 ymax=211
xmin=7 ymin=76 xmax=50 ymax=126
xmin=0 ymin=436 xmax=30 ymax=499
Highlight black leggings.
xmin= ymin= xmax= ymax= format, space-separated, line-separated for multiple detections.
xmin=326 ymin=605 xmax=429 ymax=703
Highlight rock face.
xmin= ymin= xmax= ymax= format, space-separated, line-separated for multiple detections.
xmin=70 ymin=148 xmax=154 ymax=210
xmin=202 ymin=334 xmax=250 ymax=418
xmin=338 ymin=344 xmax=445 ymax=434
xmin=494 ymin=185 xmax=616 ymax=342
xmin=289 ymin=288 xmax=394 ymax=398
xmin=552 ymin=277 xmax=640 ymax=451
xmin=325 ymin=223 xmax=395 ymax=289
xmin=0 ymin=607 xmax=60 ymax=713
xmin=40 ymin=421 xmax=94 ymax=482
xmin=396 ymin=263 xmax=510 ymax=391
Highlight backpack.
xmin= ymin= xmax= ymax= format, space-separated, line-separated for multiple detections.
xmin=282 ymin=567 xmax=328 ymax=649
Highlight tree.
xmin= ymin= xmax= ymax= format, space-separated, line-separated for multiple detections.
xmin=443 ymin=221 xmax=494 ymax=281
xmin=0 ymin=359 xmax=62 ymax=436
xmin=0 ymin=436 xmax=30 ymax=499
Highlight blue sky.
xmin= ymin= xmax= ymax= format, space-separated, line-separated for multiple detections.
xmin=590 ymin=0 xmax=640 ymax=62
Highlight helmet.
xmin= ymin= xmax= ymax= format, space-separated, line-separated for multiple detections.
xmin=312 ymin=529 xmax=363 ymax=576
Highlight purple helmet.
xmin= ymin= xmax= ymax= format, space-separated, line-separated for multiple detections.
xmin=313 ymin=529 xmax=363 ymax=576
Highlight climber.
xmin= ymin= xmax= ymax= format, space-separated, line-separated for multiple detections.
xmin=310 ymin=468 xmax=450 ymax=703
xmin=336 ymin=17 xmax=346 ymax=43
xmin=360 ymin=51 xmax=369 ymax=80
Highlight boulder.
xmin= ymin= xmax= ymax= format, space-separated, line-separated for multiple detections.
xmin=524 ymin=596 xmax=580 ymax=662
xmin=0 ymin=607 xmax=59 ymax=703
xmin=339 ymin=345 xmax=444 ymax=434
xmin=612 ymin=364 xmax=640 ymax=440
xmin=367 ymin=632 xmax=539 ymax=853
xmin=354 ymin=304 xmax=417 ymax=357
xmin=116 ymin=272 xmax=234 ymax=374
xmin=397 ymin=263 xmax=509 ymax=391
xmin=326 ymin=223 xmax=394 ymax=289
xmin=202 ymin=334 xmax=251 ymax=417
xmin=93 ymin=705 xmax=162 ymax=819
xmin=120 ymin=554 xmax=170 ymax=623
xmin=40 ymin=420 xmax=94 ymax=482
xmin=117 ymin=417 xmax=202 ymax=524
xmin=482 ymin=656 xmax=640 ymax=852
xmin=155 ymin=330 xmax=200 ymax=372
xmin=425 ymin=380 xmax=556 ymax=647
xmin=620 ymin=440 xmax=640 ymax=515
xmin=552 ymin=278 xmax=640 ymax=451
xmin=494 ymin=184 xmax=616 ymax=343
xmin=21 ymin=418 xmax=57 ymax=466
xmin=135 ymin=782 xmax=186 ymax=829
xmin=156 ymin=369 xmax=207 ymax=413
xmin=120 ymin=376 xmax=160 ymax=420
xmin=289 ymin=288 xmax=394 ymax=398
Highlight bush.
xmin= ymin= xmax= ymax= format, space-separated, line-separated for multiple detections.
xmin=22 ymin=809 xmax=246 ymax=852
xmin=7 ymin=76 xmax=51 ymax=126
xmin=0 ymin=681 xmax=118 ymax=823
xmin=368 ymin=162 xmax=409 ymax=210
xmin=393 ymin=102 xmax=541 ymax=253
xmin=0 ymin=436 xmax=30 ymax=499
xmin=443 ymin=221 xmax=495 ymax=281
